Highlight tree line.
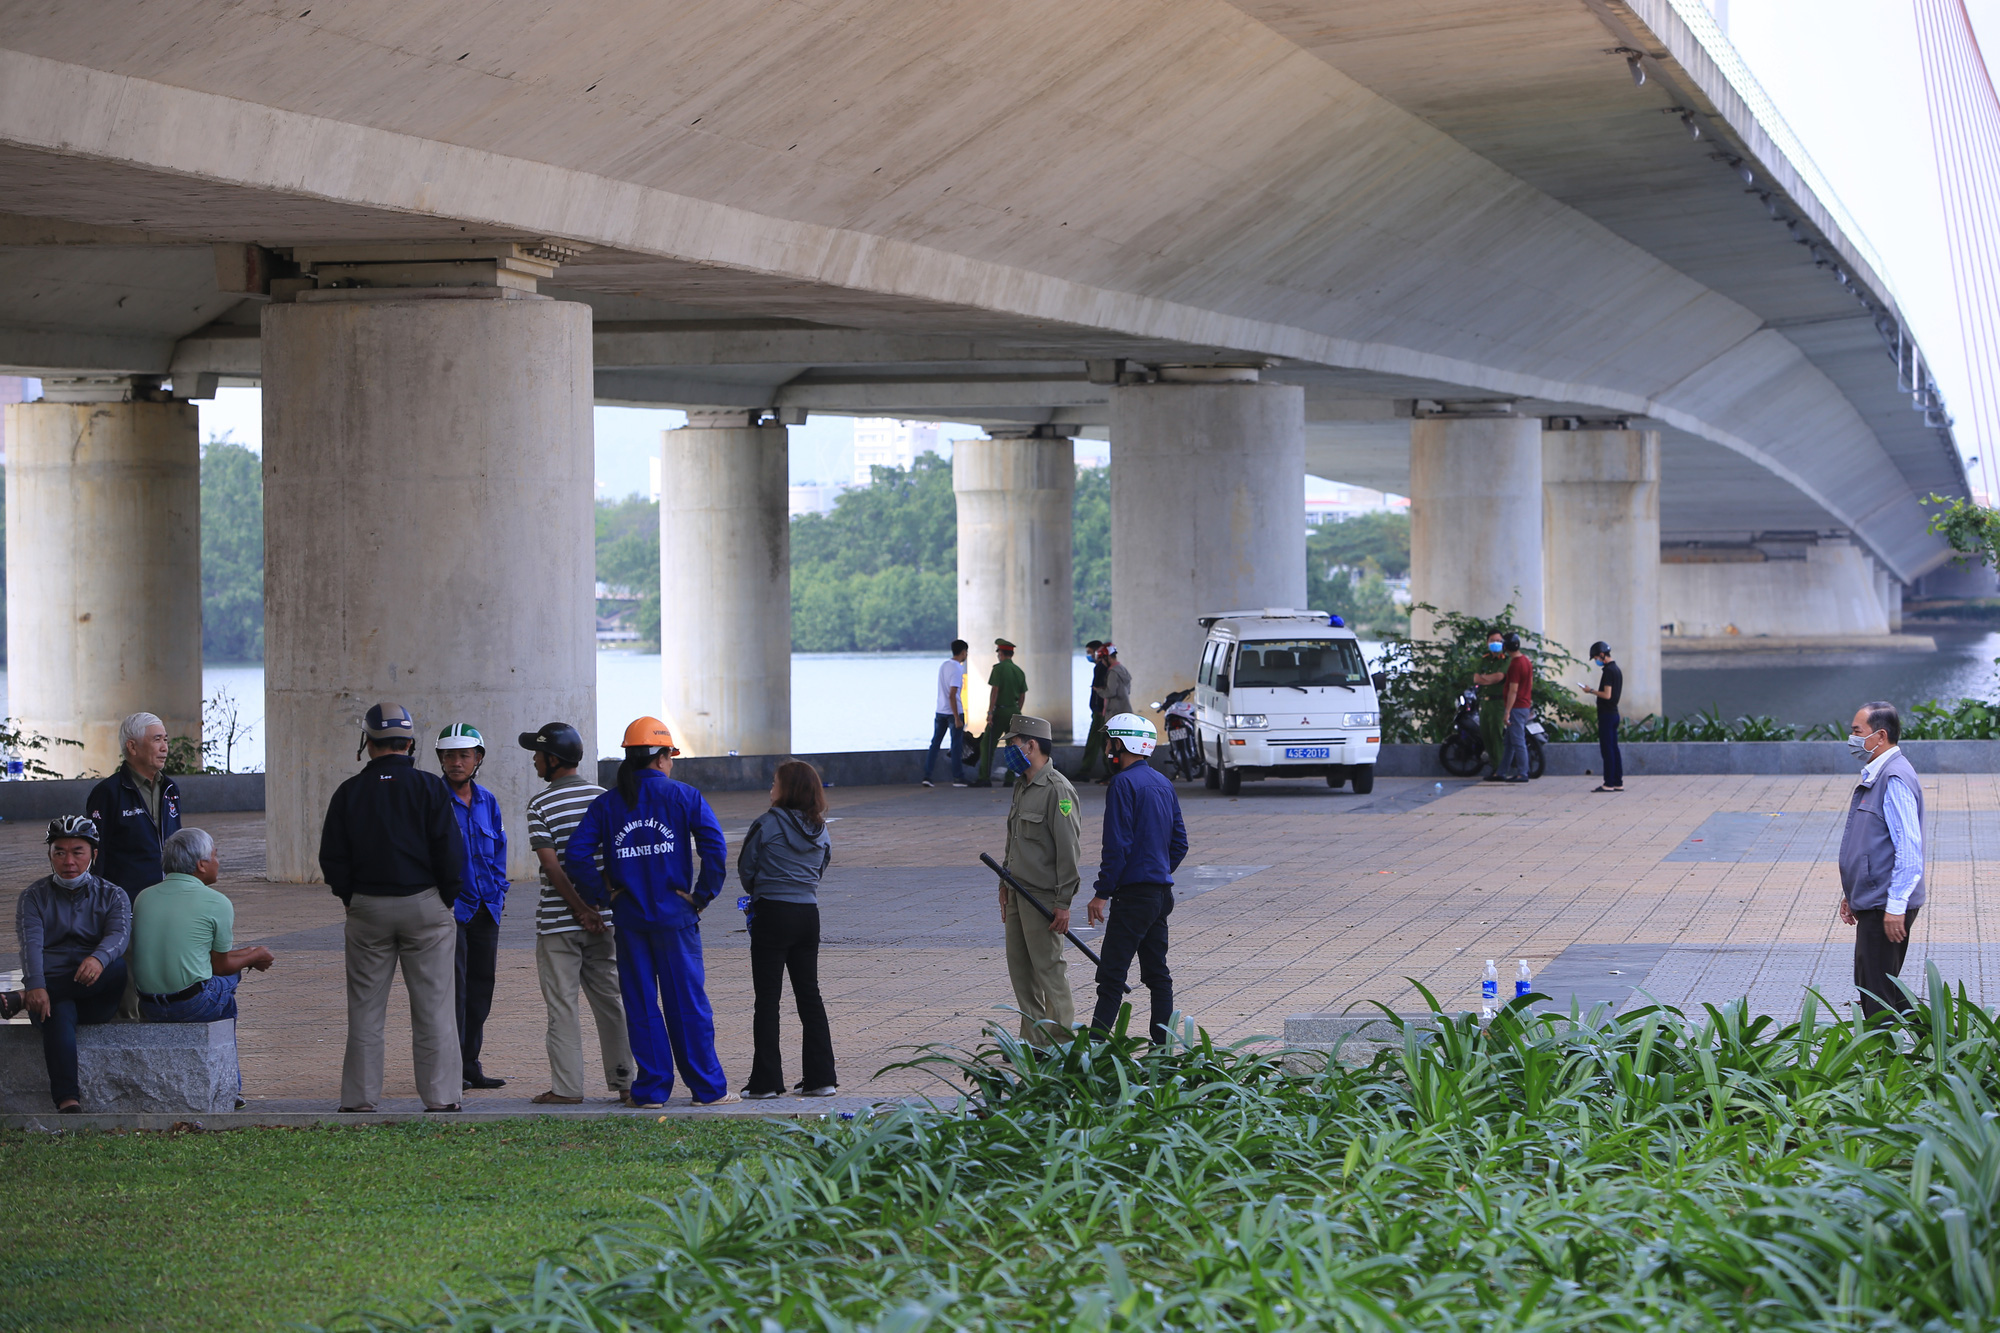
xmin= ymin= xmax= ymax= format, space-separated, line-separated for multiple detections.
xmin=0 ymin=442 xmax=1407 ymax=664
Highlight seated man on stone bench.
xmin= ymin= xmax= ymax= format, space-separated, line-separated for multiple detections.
xmin=1 ymin=816 xmax=132 ymax=1112
xmin=130 ymin=828 xmax=274 ymax=1025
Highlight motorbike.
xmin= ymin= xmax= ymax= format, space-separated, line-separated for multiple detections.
xmin=1151 ymin=688 xmax=1206 ymax=781
xmin=1437 ymin=686 xmax=1545 ymax=779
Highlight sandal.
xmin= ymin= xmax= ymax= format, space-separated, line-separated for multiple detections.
xmin=0 ymin=991 xmax=23 ymax=1020
xmin=530 ymin=1091 xmax=583 ymax=1105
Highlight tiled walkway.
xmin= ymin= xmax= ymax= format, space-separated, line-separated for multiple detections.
xmin=4 ymin=769 xmax=1993 ymax=1107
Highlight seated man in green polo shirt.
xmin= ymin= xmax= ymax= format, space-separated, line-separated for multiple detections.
xmin=130 ymin=827 xmax=274 ymax=1024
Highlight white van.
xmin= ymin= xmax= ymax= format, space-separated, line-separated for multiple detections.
xmin=1191 ymin=609 xmax=1382 ymax=795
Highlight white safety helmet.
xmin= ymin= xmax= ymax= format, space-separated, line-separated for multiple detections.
xmin=1105 ymin=712 xmax=1157 ymax=758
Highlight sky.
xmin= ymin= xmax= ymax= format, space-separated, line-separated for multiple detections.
xmin=1719 ymin=0 xmax=2000 ymax=495
xmin=194 ymin=4 xmax=1998 ymax=503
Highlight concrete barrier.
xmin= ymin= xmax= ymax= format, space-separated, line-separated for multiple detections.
xmin=0 ymin=771 xmax=267 ymax=821
xmin=1377 ymin=739 xmax=2000 ymax=776
xmin=598 ymin=744 xmax=1094 ymax=793
xmin=0 ymin=1018 xmax=239 ymax=1113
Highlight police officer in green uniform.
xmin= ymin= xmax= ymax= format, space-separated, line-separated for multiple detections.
xmin=971 ymin=638 xmax=1030 ymax=788
xmin=995 ymin=715 xmax=1083 ymax=1046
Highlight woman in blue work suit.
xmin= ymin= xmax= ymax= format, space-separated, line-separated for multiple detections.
xmin=564 ymin=717 xmax=738 ymax=1107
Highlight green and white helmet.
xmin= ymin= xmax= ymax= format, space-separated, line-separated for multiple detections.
xmin=1105 ymin=712 xmax=1157 ymax=757
xmin=435 ymin=723 xmax=485 ymax=751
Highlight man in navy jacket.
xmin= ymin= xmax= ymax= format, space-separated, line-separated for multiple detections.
xmin=1086 ymin=713 xmax=1188 ymax=1043
xmin=85 ymin=712 xmax=181 ymax=901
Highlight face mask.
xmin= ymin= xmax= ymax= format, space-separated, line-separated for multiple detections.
xmin=1487 ymin=642 xmax=1504 ymax=654
xmin=1847 ymin=733 xmax=1875 ymax=762
xmin=52 ymin=870 xmax=89 ymax=889
xmin=1003 ymin=744 xmax=1032 ymax=776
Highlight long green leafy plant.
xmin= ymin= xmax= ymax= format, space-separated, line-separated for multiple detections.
xmin=1375 ymin=602 xmax=1587 ymax=743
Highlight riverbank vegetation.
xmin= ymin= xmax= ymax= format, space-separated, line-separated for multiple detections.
xmin=319 ymin=979 xmax=2000 ymax=1331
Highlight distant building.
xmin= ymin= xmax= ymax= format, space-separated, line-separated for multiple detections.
xmin=1305 ymin=484 xmax=1408 ymax=526
xmin=852 ymin=418 xmax=941 ymax=485
xmin=789 ymin=482 xmax=847 ymax=518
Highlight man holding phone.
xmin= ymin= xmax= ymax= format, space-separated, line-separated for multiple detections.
xmin=1579 ymin=641 xmax=1624 ymax=792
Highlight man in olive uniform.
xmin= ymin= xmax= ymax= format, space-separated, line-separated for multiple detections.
xmin=996 ymin=714 xmax=1083 ymax=1045
xmin=971 ymin=638 xmax=1030 ymax=788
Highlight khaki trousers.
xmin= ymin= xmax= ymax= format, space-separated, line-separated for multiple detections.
xmin=1003 ymin=885 xmax=1074 ymax=1045
xmin=535 ymin=928 xmax=635 ymax=1098
xmin=341 ymin=891 xmax=459 ymax=1110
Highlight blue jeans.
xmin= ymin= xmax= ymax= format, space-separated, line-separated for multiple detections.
xmin=1597 ymin=711 xmax=1623 ymax=786
xmin=29 ymin=957 xmax=127 ymax=1107
xmin=139 ymin=971 xmax=239 ymax=1022
xmin=924 ymin=712 xmax=965 ymax=782
xmin=1500 ymin=707 xmax=1532 ymax=778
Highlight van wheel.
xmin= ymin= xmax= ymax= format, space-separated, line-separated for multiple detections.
xmin=1221 ymin=766 xmax=1242 ymax=795
xmin=1204 ymin=759 xmax=1221 ymax=790
xmin=1325 ymin=772 xmax=1346 ymax=790
xmin=1349 ymin=764 xmax=1376 ymax=795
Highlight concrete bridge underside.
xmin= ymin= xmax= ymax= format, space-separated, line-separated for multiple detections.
xmin=0 ymin=0 xmax=1967 ymax=876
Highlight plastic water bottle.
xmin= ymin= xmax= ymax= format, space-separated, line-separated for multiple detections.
xmin=1481 ymin=959 xmax=1498 ymax=1019
xmin=1433 ymin=782 xmax=1443 ymax=795
xmin=1515 ymin=959 xmax=1533 ymax=999
xmin=3 ymin=745 xmax=20 ymax=781
xmin=736 ymin=895 xmax=751 ymax=914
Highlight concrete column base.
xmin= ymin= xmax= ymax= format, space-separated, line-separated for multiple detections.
xmin=1542 ymin=429 xmax=1662 ymax=718
xmin=3 ymin=397 xmax=201 ymax=776
xmin=1109 ymin=380 xmax=1305 ymax=710
xmin=658 ymin=416 xmax=791 ymax=757
xmin=1409 ymin=416 xmax=1544 ymax=640
xmin=955 ymin=432 xmax=1075 ymax=740
xmin=261 ymin=294 xmax=595 ymax=881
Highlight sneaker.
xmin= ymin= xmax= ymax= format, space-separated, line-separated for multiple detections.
xmin=921 ymin=779 xmax=935 ymax=788
xmin=694 ymin=1091 xmax=742 ymax=1106
xmin=741 ymin=1089 xmax=781 ymax=1100
xmin=1504 ymin=776 xmax=1530 ymax=784
xmin=800 ymin=1085 xmax=839 ymax=1097
xmin=0 ymin=991 xmax=22 ymax=1020
xmin=952 ymin=781 xmax=968 ymax=788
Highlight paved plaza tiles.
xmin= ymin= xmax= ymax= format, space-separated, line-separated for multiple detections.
xmin=4 ymin=770 xmax=1996 ymax=1111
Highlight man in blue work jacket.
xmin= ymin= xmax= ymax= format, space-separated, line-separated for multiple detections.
xmin=1086 ymin=713 xmax=1189 ymax=1044
xmin=565 ymin=717 xmax=738 ymax=1107
xmin=437 ymin=723 xmax=510 ymax=1091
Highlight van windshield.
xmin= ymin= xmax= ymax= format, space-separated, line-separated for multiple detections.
xmin=1231 ymin=639 xmax=1370 ymax=689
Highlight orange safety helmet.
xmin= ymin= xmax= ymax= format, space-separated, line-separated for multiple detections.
xmin=621 ymin=716 xmax=681 ymax=756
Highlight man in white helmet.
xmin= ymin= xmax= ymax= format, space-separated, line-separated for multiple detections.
xmin=1085 ymin=713 xmax=1188 ymax=1043
xmin=436 ymin=723 xmax=510 ymax=1092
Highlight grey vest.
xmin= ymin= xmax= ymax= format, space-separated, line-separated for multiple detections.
xmin=1838 ymin=749 xmax=1925 ymax=911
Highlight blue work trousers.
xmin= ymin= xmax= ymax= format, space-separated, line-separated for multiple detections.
xmin=615 ymin=919 xmax=728 ymax=1104
xmin=1500 ymin=707 xmax=1532 ymax=779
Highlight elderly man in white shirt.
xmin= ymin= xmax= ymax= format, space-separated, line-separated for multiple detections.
xmin=1836 ymin=700 xmax=1925 ymax=1020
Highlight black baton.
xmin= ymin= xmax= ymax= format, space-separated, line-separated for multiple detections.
xmin=980 ymin=853 xmax=1129 ymax=991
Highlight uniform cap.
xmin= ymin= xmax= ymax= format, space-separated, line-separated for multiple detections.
xmin=46 ymin=814 xmax=100 ymax=847
xmin=1002 ymin=714 xmax=1053 ymax=742
xmin=518 ymin=722 xmax=585 ymax=767
xmin=363 ymin=702 xmax=415 ymax=740
xmin=435 ymin=723 xmax=484 ymax=751
xmin=994 ymin=638 xmax=1017 ymax=650
xmin=621 ymin=716 xmax=682 ymax=756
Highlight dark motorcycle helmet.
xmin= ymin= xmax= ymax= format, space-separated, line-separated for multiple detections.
xmin=518 ymin=722 xmax=586 ymax=768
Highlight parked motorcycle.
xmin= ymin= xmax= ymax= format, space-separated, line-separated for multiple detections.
xmin=1437 ymin=687 xmax=1545 ymax=779
xmin=1151 ymin=689 xmax=1206 ymax=781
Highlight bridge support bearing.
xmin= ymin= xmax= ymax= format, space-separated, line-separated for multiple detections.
xmin=954 ymin=429 xmax=1075 ymax=742
xmin=1109 ymin=378 xmax=1305 ymax=711
xmin=1409 ymin=416 xmax=1544 ymax=640
xmin=658 ymin=413 xmax=791 ymax=757
xmin=3 ymin=388 xmax=201 ymax=776
xmin=1542 ymin=429 xmax=1662 ymax=719
xmin=260 ymin=293 xmax=595 ymax=881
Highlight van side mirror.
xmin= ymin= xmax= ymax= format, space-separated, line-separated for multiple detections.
xmin=1370 ymin=671 xmax=1387 ymax=694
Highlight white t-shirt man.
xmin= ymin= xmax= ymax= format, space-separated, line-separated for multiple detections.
xmin=936 ymin=657 xmax=967 ymax=717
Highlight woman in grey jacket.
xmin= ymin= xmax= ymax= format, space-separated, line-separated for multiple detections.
xmin=737 ymin=760 xmax=837 ymax=1098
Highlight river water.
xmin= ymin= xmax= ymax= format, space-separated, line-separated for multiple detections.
xmin=3 ymin=631 xmax=1988 ymax=772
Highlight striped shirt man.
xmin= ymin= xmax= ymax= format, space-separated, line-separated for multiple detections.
xmin=527 ymin=774 xmax=610 ymax=934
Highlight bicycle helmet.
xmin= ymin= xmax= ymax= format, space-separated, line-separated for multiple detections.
xmin=46 ymin=814 xmax=100 ymax=846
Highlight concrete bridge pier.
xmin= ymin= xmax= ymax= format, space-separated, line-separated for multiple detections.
xmin=261 ymin=256 xmax=595 ymax=882
xmin=954 ymin=428 xmax=1075 ymax=740
xmin=2 ymin=380 xmax=201 ymax=776
xmin=1409 ymin=414 xmax=1545 ymax=642
xmin=658 ymin=412 xmax=791 ymax=757
xmin=1542 ymin=429 xmax=1662 ymax=719
xmin=1109 ymin=373 xmax=1305 ymax=711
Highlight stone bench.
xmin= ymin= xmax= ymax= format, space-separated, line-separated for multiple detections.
xmin=0 ymin=1018 xmax=238 ymax=1113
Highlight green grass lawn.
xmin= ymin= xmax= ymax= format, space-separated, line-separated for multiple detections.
xmin=0 ymin=1117 xmax=764 ymax=1333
